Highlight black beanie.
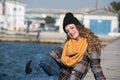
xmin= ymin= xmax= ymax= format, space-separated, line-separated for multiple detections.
xmin=63 ymin=12 xmax=81 ymax=32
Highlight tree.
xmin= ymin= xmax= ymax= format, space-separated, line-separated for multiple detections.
xmin=45 ymin=16 xmax=56 ymax=24
xmin=110 ymin=1 xmax=120 ymax=13
xmin=109 ymin=1 xmax=120 ymax=23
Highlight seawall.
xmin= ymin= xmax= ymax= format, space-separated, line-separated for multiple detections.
xmin=0 ymin=31 xmax=120 ymax=45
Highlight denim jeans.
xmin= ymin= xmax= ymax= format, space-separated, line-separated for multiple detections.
xmin=24 ymin=54 xmax=60 ymax=80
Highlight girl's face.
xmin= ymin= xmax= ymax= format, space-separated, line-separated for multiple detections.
xmin=65 ymin=24 xmax=80 ymax=40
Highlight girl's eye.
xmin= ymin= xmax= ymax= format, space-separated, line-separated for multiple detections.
xmin=66 ymin=30 xmax=69 ymax=33
xmin=70 ymin=26 xmax=74 ymax=29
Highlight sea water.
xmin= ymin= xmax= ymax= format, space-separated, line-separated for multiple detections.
xmin=0 ymin=42 xmax=60 ymax=80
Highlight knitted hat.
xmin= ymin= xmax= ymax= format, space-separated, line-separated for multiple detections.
xmin=63 ymin=12 xmax=81 ymax=32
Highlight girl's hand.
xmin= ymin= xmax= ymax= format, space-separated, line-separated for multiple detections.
xmin=50 ymin=51 xmax=61 ymax=62
xmin=50 ymin=51 xmax=59 ymax=58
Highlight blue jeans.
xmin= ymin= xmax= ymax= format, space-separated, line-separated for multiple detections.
xmin=24 ymin=54 xmax=60 ymax=80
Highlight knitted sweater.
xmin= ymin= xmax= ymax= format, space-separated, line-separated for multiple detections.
xmin=51 ymin=44 xmax=106 ymax=80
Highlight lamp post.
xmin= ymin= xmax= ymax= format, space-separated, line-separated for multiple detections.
xmin=2 ymin=0 xmax=6 ymax=15
xmin=96 ymin=0 xmax=98 ymax=10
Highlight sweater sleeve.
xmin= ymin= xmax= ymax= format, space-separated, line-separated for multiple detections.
xmin=49 ymin=43 xmax=64 ymax=62
xmin=90 ymin=50 xmax=106 ymax=80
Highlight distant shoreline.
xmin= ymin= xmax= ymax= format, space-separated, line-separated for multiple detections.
xmin=0 ymin=31 xmax=120 ymax=45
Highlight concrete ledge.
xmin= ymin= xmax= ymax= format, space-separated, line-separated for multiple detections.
xmin=0 ymin=31 xmax=120 ymax=45
xmin=0 ymin=31 xmax=67 ymax=43
xmin=39 ymin=32 xmax=66 ymax=43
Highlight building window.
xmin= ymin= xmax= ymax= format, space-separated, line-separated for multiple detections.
xmin=19 ymin=8 xmax=21 ymax=11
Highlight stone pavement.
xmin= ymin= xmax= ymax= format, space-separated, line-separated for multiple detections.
xmin=84 ymin=38 xmax=120 ymax=80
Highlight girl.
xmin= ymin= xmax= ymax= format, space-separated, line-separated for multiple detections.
xmin=25 ymin=12 xmax=106 ymax=80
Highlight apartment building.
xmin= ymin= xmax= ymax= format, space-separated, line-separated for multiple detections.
xmin=1 ymin=0 xmax=25 ymax=31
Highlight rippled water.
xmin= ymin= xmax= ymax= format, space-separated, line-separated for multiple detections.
xmin=0 ymin=42 xmax=60 ymax=80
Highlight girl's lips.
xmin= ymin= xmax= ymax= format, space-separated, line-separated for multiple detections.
xmin=71 ymin=32 xmax=75 ymax=36
xmin=71 ymin=33 xmax=75 ymax=38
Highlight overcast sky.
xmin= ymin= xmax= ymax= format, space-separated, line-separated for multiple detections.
xmin=21 ymin=0 xmax=119 ymax=10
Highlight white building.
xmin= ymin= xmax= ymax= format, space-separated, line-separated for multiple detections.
xmin=83 ymin=10 xmax=119 ymax=35
xmin=0 ymin=1 xmax=4 ymax=30
xmin=0 ymin=2 xmax=2 ymax=15
xmin=2 ymin=0 xmax=25 ymax=31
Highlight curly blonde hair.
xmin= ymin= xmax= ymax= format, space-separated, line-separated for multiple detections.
xmin=66 ymin=24 xmax=103 ymax=55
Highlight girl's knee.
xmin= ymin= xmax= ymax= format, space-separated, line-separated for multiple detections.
xmin=33 ymin=54 xmax=48 ymax=62
xmin=31 ymin=54 xmax=51 ymax=67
